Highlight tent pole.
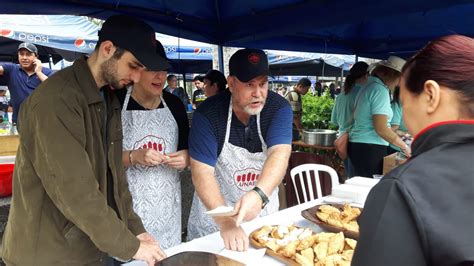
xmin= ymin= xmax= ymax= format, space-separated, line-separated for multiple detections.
xmin=355 ymin=55 xmax=359 ymax=62
xmin=48 ymin=54 xmax=53 ymax=69
xmin=340 ymin=67 xmax=344 ymax=91
xmin=218 ymin=45 xmax=224 ymax=72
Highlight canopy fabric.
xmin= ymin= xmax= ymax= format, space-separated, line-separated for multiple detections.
xmin=0 ymin=15 xmax=214 ymax=61
xmin=0 ymin=14 xmax=354 ymax=75
xmin=0 ymin=1 xmax=472 ymax=58
xmin=270 ymin=59 xmax=348 ymax=77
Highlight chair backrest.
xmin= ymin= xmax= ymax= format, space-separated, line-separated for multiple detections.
xmin=290 ymin=163 xmax=340 ymax=204
xmin=282 ymin=152 xmax=325 ymax=208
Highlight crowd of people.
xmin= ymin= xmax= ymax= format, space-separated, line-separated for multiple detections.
xmin=1 ymin=13 xmax=472 ymax=266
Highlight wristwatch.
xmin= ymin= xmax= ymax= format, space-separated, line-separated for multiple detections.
xmin=252 ymin=186 xmax=269 ymax=209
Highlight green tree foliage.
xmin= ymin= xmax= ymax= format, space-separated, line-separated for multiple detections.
xmin=301 ymin=91 xmax=336 ymax=130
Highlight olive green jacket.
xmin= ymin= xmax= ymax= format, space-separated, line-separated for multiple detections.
xmin=1 ymin=57 xmax=145 ymax=265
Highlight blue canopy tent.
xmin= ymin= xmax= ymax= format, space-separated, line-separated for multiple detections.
xmin=0 ymin=0 xmax=471 ymax=60
xmin=0 ymin=15 xmax=214 ymax=72
xmin=267 ymin=52 xmax=353 ymax=77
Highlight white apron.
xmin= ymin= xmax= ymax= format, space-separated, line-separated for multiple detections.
xmin=187 ymin=98 xmax=279 ymax=240
xmin=121 ymin=87 xmax=181 ymax=249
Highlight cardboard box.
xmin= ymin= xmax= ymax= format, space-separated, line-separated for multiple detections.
xmin=383 ymin=152 xmax=406 ymax=175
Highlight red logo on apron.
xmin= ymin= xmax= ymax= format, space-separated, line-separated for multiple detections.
xmin=133 ymin=135 xmax=166 ymax=154
xmin=233 ymin=168 xmax=261 ymax=191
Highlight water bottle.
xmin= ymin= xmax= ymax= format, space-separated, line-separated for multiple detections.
xmin=3 ymin=111 xmax=7 ymax=121
xmin=0 ymin=111 xmax=11 ymax=135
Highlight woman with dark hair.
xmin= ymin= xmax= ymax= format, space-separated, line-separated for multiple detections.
xmin=331 ymin=61 xmax=369 ymax=177
xmin=203 ymin=69 xmax=227 ymax=97
xmin=348 ymin=56 xmax=410 ymax=177
xmin=388 ymin=86 xmax=411 ymax=154
xmin=353 ymin=34 xmax=474 ymax=266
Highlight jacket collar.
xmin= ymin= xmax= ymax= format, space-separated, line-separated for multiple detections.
xmin=72 ymin=57 xmax=103 ymax=105
xmin=411 ymin=120 xmax=474 ymax=157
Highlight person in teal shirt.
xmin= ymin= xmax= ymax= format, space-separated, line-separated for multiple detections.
xmin=388 ymin=86 xmax=410 ymax=154
xmin=348 ymin=56 xmax=411 ymax=177
xmin=331 ymin=62 xmax=369 ymax=178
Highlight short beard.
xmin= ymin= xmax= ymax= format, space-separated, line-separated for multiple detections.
xmin=100 ymin=57 xmax=128 ymax=89
xmin=243 ymin=100 xmax=265 ymax=115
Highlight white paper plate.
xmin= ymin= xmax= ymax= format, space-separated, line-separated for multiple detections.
xmin=322 ymin=196 xmax=353 ymax=205
xmin=205 ymin=206 xmax=238 ymax=217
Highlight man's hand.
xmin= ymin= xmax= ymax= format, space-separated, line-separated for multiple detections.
xmin=34 ymin=58 xmax=43 ymax=74
xmin=164 ymin=150 xmax=189 ymax=170
xmin=132 ymin=240 xmax=167 ymax=266
xmin=215 ymin=217 xmax=249 ymax=251
xmin=137 ymin=232 xmax=156 ymax=243
xmin=234 ymin=191 xmax=263 ymax=226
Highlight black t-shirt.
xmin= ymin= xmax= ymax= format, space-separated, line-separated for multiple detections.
xmin=115 ymin=89 xmax=189 ymax=151
xmin=192 ymin=89 xmax=206 ymax=108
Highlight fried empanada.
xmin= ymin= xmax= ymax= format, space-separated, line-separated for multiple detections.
xmin=342 ymin=205 xmax=361 ymax=222
xmin=342 ymin=249 xmax=354 ymax=261
xmin=342 ymin=221 xmax=359 ymax=232
xmin=301 ymin=247 xmax=314 ymax=263
xmin=344 ymin=238 xmax=357 ymax=250
xmin=295 ymin=253 xmax=313 ymax=266
xmin=313 ymin=241 xmax=328 ymax=261
xmin=297 ymin=228 xmax=313 ymax=240
xmin=319 ymin=205 xmax=341 ymax=214
xmin=288 ymin=223 xmax=297 ymax=231
xmin=253 ymin=225 xmax=273 ymax=243
xmin=315 ymin=232 xmax=336 ymax=243
xmin=316 ymin=211 xmax=330 ymax=222
xmin=265 ymin=239 xmax=281 ymax=252
xmin=326 ymin=212 xmax=343 ymax=227
xmin=335 ymin=260 xmax=351 ymax=266
xmin=328 ymin=232 xmax=345 ymax=255
xmin=297 ymin=234 xmax=317 ymax=251
xmin=279 ymin=240 xmax=299 ymax=258
xmin=325 ymin=254 xmax=344 ymax=263
xmin=270 ymin=225 xmax=289 ymax=239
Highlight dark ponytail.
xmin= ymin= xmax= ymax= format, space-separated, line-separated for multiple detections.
xmin=344 ymin=62 xmax=369 ymax=94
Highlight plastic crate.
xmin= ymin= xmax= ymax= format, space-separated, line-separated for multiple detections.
xmin=0 ymin=164 xmax=14 ymax=197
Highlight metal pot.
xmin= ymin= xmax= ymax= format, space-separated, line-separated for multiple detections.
xmin=302 ymin=129 xmax=337 ymax=147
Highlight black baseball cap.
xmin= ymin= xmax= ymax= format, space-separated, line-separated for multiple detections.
xmin=98 ymin=15 xmax=170 ymax=71
xmin=18 ymin=43 xmax=38 ymax=55
xmin=229 ymin=48 xmax=271 ymax=82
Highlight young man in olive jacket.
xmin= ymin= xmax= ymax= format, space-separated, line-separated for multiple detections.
xmin=1 ymin=15 xmax=169 ymax=266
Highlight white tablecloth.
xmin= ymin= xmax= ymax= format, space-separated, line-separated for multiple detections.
xmin=125 ymin=195 xmax=365 ymax=266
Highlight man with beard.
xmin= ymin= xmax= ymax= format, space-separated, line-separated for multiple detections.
xmin=0 ymin=42 xmax=53 ymax=125
xmin=2 ymin=15 xmax=167 ymax=266
xmin=187 ymin=48 xmax=292 ymax=251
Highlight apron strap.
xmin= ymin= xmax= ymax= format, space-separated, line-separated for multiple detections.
xmin=224 ymin=98 xmax=233 ymax=143
xmin=225 ymin=97 xmax=267 ymax=152
xmin=256 ymin=113 xmax=267 ymax=152
xmin=122 ymin=86 xmax=168 ymax=112
xmin=122 ymin=86 xmax=132 ymax=113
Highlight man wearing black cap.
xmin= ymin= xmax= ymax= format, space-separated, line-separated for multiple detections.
xmin=2 ymin=15 xmax=167 ymax=265
xmin=0 ymin=42 xmax=53 ymax=124
xmin=187 ymin=48 xmax=293 ymax=251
